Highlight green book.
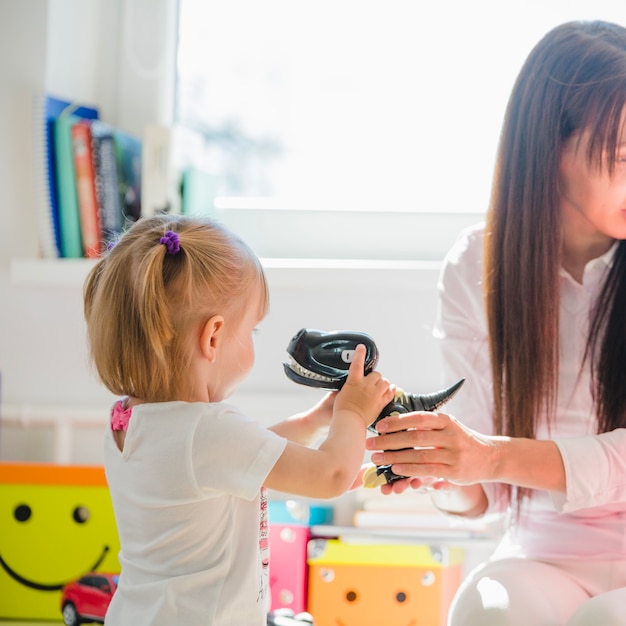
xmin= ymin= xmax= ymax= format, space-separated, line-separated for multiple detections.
xmin=53 ymin=101 xmax=99 ymax=258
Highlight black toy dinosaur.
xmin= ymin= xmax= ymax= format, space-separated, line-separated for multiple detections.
xmin=283 ymin=328 xmax=464 ymax=487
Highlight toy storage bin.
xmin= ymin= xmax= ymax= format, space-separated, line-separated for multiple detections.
xmin=307 ymin=538 xmax=463 ymax=626
xmin=0 ymin=463 xmax=120 ymax=621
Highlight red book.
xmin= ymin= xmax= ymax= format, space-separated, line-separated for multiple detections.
xmin=71 ymin=120 xmax=101 ymax=257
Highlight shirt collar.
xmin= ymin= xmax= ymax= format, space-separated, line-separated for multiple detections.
xmin=596 ymin=239 xmax=619 ymax=267
xmin=559 ymin=240 xmax=619 ymax=284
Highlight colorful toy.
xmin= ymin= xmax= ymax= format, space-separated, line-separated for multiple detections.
xmin=60 ymin=571 xmax=119 ymax=625
xmin=283 ymin=328 xmax=464 ymax=486
xmin=270 ymin=523 xmax=311 ymax=613
xmin=268 ymin=501 xmax=332 ymax=614
xmin=307 ymin=539 xmax=463 ymax=626
xmin=269 ymin=499 xmax=334 ymax=526
xmin=0 ymin=463 xmax=121 ymax=621
xmin=57 ymin=567 xmax=309 ymax=626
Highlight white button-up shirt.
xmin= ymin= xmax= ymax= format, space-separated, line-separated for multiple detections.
xmin=434 ymin=223 xmax=626 ymax=560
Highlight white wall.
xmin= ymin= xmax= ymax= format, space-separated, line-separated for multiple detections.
xmin=0 ymin=0 xmax=53 ymax=457
xmin=0 ymin=2 xmax=482 ymax=528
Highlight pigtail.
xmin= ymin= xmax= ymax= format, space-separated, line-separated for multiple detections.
xmin=136 ymin=240 xmax=177 ymax=368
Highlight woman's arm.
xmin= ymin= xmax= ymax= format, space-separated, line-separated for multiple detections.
xmin=553 ymin=429 xmax=626 ymax=512
xmin=366 ymin=410 xmax=566 ymax=516
xmin=369 ymin=411 xmax=566 ymax=491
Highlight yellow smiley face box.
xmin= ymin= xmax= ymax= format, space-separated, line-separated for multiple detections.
xmin=0 ymin=463 xmax=120 ymax=621
xmin=307 ymin=539 xmax=463 ymax=626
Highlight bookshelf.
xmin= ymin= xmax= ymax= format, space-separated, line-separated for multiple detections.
xmin=1 ymin=1 xmax=177 ymax=466
xmin=33 ymin=96 xmax=142 ymax=262
xmin=1 ymin=0 xmax=177 ymax=261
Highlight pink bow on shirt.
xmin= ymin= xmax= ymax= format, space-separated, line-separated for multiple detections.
xmin=111 ymin=400 xmax=132 ymax=432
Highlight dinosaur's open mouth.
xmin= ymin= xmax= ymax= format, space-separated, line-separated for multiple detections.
xmin=283 ymin=357 xmax=340 ymax=385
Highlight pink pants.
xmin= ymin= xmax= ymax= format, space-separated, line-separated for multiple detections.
xmin=448 ymin=557 xmax=626 ymax=626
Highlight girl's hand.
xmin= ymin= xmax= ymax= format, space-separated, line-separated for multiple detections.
xmin=334 ymin=344 xmax=395 ymax=427
xmin=365 ymin=409 xmax=503 ymax=486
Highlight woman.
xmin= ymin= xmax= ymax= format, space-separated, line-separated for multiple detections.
xmin=366 ymin=20 xmax=626 ymax=625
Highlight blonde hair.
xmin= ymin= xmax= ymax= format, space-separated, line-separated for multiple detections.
xmin=84 ymin=215 xmax=268 ymax=402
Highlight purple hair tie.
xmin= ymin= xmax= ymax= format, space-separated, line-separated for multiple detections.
xmin=160 ymin=230 xmax=181 ymax=255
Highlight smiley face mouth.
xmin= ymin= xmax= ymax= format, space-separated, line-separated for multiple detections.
xmin=0 ymin=545 xmax=110 ymax=591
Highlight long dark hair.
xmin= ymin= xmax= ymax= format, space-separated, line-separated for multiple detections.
xmin=485 ymin=21 xmax=626 ymax=469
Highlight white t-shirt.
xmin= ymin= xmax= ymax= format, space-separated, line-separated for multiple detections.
xmin=103 ymin=401 xmax=287 ymax=625
xmin=434 ymin=223 xmax=626 ymax=560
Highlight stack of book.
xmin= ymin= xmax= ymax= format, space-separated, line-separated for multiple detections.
xmin=33 ymin=95 xmax=142 ymax=258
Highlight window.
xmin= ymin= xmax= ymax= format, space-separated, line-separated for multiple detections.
xmin=175 ymin=1 xmax=626 ymax=260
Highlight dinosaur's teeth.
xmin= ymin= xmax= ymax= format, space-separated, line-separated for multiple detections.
xmin=288 ymin=358 xmax=335 ymax=382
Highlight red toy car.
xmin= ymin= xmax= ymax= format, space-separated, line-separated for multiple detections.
xmin=60 ymin=572 xmax=119 ymax=625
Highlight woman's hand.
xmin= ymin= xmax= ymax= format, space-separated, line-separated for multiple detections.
xmin=365 ymin=410 xmax=504 ymax=486
xmin=365 ymin=409 xmax=566 ymax=496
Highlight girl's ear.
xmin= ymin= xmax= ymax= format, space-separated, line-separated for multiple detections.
xmin=199 ymin=315 xmax=225 ymax=363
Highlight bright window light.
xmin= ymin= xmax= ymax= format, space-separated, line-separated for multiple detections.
xmin=176 ymin=1 xmax=626 ymax=214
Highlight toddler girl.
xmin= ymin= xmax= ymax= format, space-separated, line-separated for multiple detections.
xmin=83 ymin=215 xmax=394 ymax=626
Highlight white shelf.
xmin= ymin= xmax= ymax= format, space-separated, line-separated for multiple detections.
xmin=311 ymin=524 xmax=499 ymax=547
xmin=10 ymin=258 xmax=98 ymax=286
xmin=10 ymin=257 xmax=442 ymax=290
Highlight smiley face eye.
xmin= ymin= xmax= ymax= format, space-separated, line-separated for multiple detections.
xmin=14 ymin=504 xmax=31 ymax=522
xmin=396 ymin=591 xmax=407 ymax=603
xmin=346 ymin=590 xmax=358 ymax=602
xmin=73 ymin=506 xmax=90 ymax=524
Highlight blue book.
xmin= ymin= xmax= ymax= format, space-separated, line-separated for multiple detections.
xmin=40 ymin=95 xmax=99 ymax=256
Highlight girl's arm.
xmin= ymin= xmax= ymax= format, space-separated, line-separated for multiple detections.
xmin=264 ymin=345 xmax=395 ymax=499
xmin=268 ymin=392 xmax=336 ymax=446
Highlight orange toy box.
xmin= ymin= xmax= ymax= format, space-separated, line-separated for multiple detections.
xmin=0 ymin=462 xmax=120 ymax=621
xmin=307 ymin=539 xmax=463 ymax=626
